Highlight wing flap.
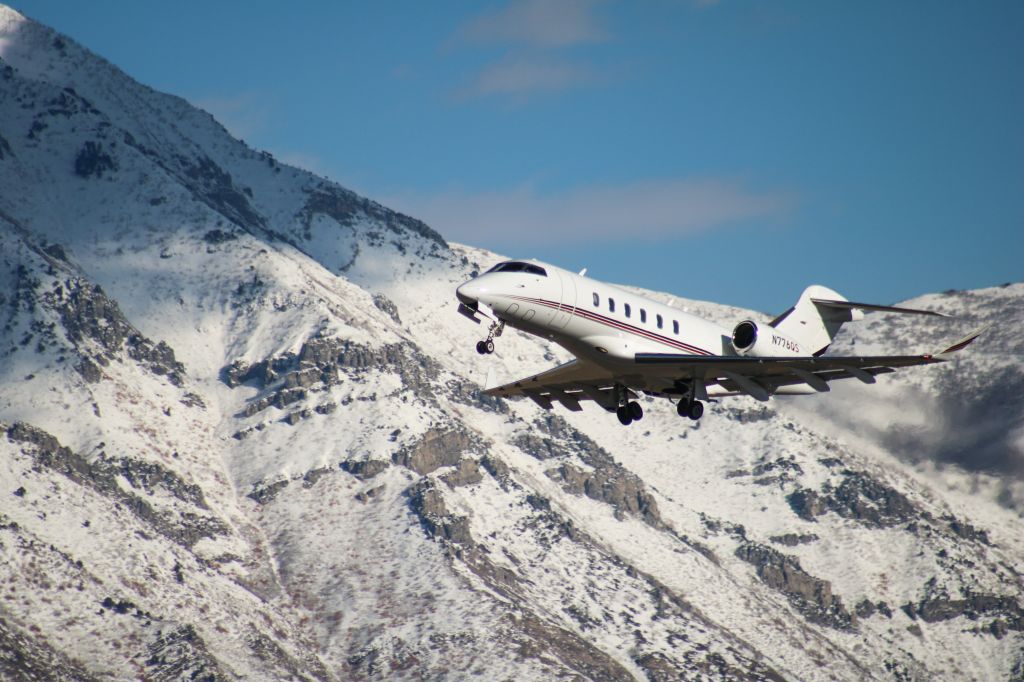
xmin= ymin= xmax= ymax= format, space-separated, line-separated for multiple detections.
xmin=483 ymin=359 xmax=615 ymax=399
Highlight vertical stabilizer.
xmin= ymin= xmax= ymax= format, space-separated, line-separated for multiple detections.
xmin=770 ymin=285 xmax=861 ymax=356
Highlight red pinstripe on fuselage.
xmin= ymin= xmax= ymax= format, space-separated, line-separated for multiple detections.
xmin=507 ymin=294 xmax=714 ymax=356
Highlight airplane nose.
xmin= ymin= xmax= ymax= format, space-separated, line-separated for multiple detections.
xmin=456 ymin=280 xmax=481 ymax=306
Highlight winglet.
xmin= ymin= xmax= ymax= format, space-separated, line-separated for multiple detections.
xmin=933 ymin=324 xmax=990 ymax=359
xmin=484 ymin=367 xmax=498 ymax=391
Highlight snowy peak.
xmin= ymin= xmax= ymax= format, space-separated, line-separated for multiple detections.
xmin=1 ymin=5 xmax=1022 ymax=680
xmin=0 ymin=3 xmax=446 ymax=286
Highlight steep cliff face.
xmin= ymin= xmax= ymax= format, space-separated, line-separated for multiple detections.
xmin=2 ymin=5 xmax=1022 ymax=680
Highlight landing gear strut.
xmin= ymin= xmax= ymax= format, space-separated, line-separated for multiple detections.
xmin=614 ymin=383 xmax=643 ymax=426
xmin=476 ymin=319 xmax=504 ymax=355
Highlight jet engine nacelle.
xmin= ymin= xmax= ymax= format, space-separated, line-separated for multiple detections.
xmin=731 ymin=320 xmax=804 ymax=357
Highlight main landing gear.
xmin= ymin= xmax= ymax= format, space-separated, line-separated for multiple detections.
xmin=675 ymin=379 xmax=704 ymax=421
xmin=476 ymin=319 xmax=504 ymax=355
xmin=614 ymin=384 xmax=644 ymax=426
xmin=677 ymin=399 xmax=704 ymax=421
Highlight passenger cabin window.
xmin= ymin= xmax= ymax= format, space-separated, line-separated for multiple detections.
xmin=485 ymin=261 xmax=547 ymax=276
xmin=672 ymin=320 xmax=679 ymax=335
xmin=624 ymin=303 xmax=631 ymax=318
xmin=592 ymin=292 xmax=599 ymax=307
xmin=609 ymin=298 xmax=615 ymax=313
xmin=656 ymin=314 xmax=663 ymax=329
xmin=640 ymin=309 xmax=647 ymax=324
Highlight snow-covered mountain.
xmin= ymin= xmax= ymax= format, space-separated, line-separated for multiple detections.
xmin=1 ymin=5 xmax=1022 ymax=680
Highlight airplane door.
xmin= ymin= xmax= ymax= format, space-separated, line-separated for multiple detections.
xmin=550 ymin=270 xmax=577 ymax=329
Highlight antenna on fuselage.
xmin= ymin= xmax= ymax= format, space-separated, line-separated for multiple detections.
xmin=579 ymin=267 xmax=587 ymax=276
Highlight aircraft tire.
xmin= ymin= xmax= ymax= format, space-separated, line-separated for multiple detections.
xmin=676 ymin=400 xmax=688 ymax=417
xmin=688 ymin=401 xmax=704 ymax=420
xmin=476 ymin=341 xmax=487 ymax=354
xmin=616 ymin=405 xmax=633 ymax=426
xmin=485 ymin=340 xmax=495 ymax=354
xmin=629 ymin=401 xmax=643 ymax=421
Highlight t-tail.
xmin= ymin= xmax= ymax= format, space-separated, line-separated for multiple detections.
xmin=766 ymin=285 xmax=946 ymax=356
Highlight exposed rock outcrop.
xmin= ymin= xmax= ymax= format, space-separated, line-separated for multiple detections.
xmin=340 ymin=459 xmax=389 ymax=481
xmin=372 ymin=293 xmax=401 ymax=324
xmin=44 ymin=278 xmax=186 ymax=386
xmin=769 ymin=533 xmax=819 ymax=547
xmin=0 ymin=615 xmax=98 ymax=682
xmin=73 ymin=140 xmax=116 ymax=178
xmin=787 ymin=470 xmax=917 ymax=528
xmin=392 ymin=428 xmax=474 ymax=476
xmin=442 ymin=458 xmax=483 ymax=488
xmin=298 ymin=187 xmax=446 ymax=248
xmin=7 ymin=422 xmax=225 ymax=547
xmin=903 ymin=589 xmax=1023 ymax=638
xmin=144 ymin=624 xmax=224 ymax=681
xmin=736 ymin=541 xmax=854 ymax=630
xmin=406 ymin=479 xmax=474 ymax=546
xmin=546 ymin=462 xmax=662 ymax=527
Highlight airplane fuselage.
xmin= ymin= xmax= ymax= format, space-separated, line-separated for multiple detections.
xmin=457 ymin=260 xmax=744 ymax=372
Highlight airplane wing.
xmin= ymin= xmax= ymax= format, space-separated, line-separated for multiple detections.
xmin=484 ymin=325 xmax=987 ymax=407
xmin=483 ymin=359 xmax=622 ymax=411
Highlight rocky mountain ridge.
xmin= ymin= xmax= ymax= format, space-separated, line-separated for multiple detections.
xmin=1 ymin=5 xmax=1022 ymax=680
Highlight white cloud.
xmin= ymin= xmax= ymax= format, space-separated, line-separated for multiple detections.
xmin=384 ymin=178 xmax=795 ymax=248
xmin=457 ymin=0 xmax=608 ymax=48
xmin=450 ymin=0 xmax=611 ymax=100
xmin=459 ymin=55 xmax=597 ymax=99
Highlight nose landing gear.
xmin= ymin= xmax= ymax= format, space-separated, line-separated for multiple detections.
xmin=476 ymin=320 xmax=504 ymax=355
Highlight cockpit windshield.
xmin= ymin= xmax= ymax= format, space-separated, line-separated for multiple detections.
xmin=485 ymin=261 xmax=547 ymax=276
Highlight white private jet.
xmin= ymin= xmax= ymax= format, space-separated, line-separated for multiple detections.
xmin=455 ymin=259 xmax=986 ymax=426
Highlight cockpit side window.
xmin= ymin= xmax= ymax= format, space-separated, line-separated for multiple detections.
xmin=486 ymin=261 xmax=547 ymax=276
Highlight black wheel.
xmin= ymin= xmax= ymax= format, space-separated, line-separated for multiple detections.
xmin=688 ymin=400 xmax=704 ymax=420
xmin=676 ymin=400 xmax=688 ymax=417
xmin=476 ymin=341 xmax=487 ymax=354
xmin=485 ymin=339 xmax=495 ymax=354
xmin=616 ymin=405 xmax=633 ymax=426
xmin=629 ymin=401 xmax=643 ymax=421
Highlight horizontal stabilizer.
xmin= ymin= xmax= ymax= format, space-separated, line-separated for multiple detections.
xmin=811 ymin=298 xmax=947 ymax=317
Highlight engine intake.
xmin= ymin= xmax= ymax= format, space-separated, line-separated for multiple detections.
xmin=732 ymin=320 xmax=759 ymax=355
xmin=731 ymin=320 xmax=804 ymax=357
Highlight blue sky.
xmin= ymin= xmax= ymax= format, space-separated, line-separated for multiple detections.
xmin=15 ymin=1 xmax=1023 ymax=312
